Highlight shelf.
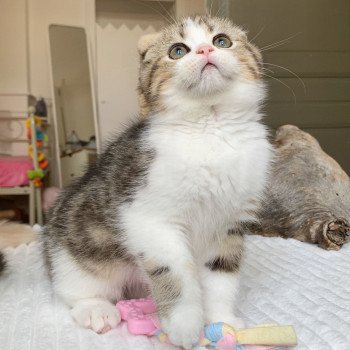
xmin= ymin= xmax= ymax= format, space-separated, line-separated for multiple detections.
xmin=0 ymin=115 xmax=50 ymax=124
xmin=0 ymin=116 xmax=26 ymax=120
xmin=0 ymin=186 xmax=31 ymax=195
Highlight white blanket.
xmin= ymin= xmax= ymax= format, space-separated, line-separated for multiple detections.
xmin=0 ymin=236 xmax=349 ymax=350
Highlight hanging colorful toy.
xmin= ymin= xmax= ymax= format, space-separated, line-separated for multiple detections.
xmin=25 ymin=107 xmax=49 ymax=188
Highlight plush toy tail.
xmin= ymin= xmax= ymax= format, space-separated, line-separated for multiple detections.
xmin=237 ymin=324 xmax=297 ymax=347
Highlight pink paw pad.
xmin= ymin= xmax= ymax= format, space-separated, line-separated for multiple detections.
xmin=116 ymin=298 xmax=160 ymax=335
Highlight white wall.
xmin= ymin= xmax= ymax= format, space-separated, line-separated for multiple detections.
xmin=0 ymin=0 xmax=29 ymax=155
xmin=27 ymin=0 xmax=88 ymax=97
xmin=0 ymin=0 xmax=91 ymax=97
xmin=0 ymin=0 xmax=28 ymax=94
xmin=96 ymin=1 xmax=166 ymax=139
xmin=0 ymin=0 xmax=91 ymax=157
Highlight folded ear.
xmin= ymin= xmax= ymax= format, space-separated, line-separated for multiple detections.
xmin=138 ymin=32 xmax=161 ymax=57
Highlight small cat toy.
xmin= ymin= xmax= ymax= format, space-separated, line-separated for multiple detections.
xmin=116 ymin=298 xmax=297 ymax=350
xmin=25 ymin=106 xmax=49 ymax=187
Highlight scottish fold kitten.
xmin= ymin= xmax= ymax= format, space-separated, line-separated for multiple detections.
xmin=43 ymin=16 xmax=272 ymax=349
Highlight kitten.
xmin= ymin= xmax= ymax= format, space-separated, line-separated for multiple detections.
xmin=43 ymin=16 xmax=272 ymax=349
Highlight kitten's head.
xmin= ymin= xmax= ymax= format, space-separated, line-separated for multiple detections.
xmin=138 ymin=16 xmax=263 ymax=116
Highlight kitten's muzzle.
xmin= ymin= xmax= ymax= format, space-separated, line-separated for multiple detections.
xmin=196 ymin=45 xmax=218 ymax=74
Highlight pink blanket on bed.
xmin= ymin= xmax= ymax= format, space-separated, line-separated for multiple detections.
xmin=0 ymin=156 xmax=32 ymax=187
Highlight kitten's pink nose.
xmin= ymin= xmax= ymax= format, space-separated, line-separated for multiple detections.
xmin=196 ymin=44 xmax=214 ymax=56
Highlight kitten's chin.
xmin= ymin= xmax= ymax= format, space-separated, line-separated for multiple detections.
xmin=201 ymin=63 xmax=218 ymax=74
xmin=187 ymin=64 xmax=240 ymax=97
xmin=189 ymin=72 xmax=232 ymax=97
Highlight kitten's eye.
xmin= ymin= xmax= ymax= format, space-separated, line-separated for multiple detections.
xmin=213 ymin=35 xmax=232 ymax=48
xmin=169 ymin=44 xmax=190 ymax=60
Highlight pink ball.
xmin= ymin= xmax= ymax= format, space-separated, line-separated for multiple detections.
xmin=216 ymin=334 xmax=237 ymax=350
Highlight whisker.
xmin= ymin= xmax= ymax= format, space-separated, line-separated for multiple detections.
xmin=249 ymin=26 xmax=265 ymax=44
xmin=262 ymin=72 xmax=297 ymax=104
xmin=215 ymin=0 xmax=226 ymax=17
xmin=263 ymin=62 xmax=306 ymax=94
xmin=157 ymin=0 xmax=177 ymax=25
xmin=214 ymin=1 xmax=221 ymax=17
xmin=260 ymin=40 xmax=292 ymax=52
xmin=260 ymin=35 xmax=297 ymax=51
xmin=208 ymin=0 xmax=214 ymax=17
xmin=262 ymin=67 xmax=275 ymax=74
xmin=260 ymin=32 xmax=302 ymax=52
xmin=131 ymin=0 xmax=172 ymax=25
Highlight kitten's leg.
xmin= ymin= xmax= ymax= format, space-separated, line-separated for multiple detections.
xmin=50 ymin=249 xmax=133 ymax=333
xmin=125 ymin=217 xmax=203 ymax=349
xmin=200 ymin=232 xmax=244 ymax=329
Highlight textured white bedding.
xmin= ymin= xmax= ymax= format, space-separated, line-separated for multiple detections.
xmin=0 ymin=235 xmax=349 ymax=350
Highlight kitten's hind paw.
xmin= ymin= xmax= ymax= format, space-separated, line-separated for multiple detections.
xmin=71 ymin=298 xmax=121 ymax=333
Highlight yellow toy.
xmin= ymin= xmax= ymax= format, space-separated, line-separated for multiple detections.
xmin=26 ymin=114 xmax=48 ymax=187
xmin=185 ymin=322 xmax=296 ymax=349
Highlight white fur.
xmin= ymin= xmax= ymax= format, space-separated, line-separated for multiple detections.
xmin=51 ymin=249 xmax=126 ymax=304
xmin=120 ymin=79 xmax=271 ymax=347
xmin=50 ymin=249 xmax=143 ymax=333
xmin=200 ymin=266 xmax=244 ymax=329
xmin=119 ymin=20 xmax=272 ymax=345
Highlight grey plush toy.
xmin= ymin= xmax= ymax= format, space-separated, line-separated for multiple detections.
xmin=250 ymin=125 xmax=350 ymax=250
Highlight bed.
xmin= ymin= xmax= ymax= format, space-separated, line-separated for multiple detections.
xmin=0 ymin=156 xmax=32 ymax=187
xmin=0 ymin=235 xmax=349 ymax=350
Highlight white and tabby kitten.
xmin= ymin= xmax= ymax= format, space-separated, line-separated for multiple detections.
xmin=43 ymin=16 xmax=272 ymax=349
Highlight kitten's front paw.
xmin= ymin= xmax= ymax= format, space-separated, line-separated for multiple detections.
xmin=71 ymin=298 xmax=121 ymax=333
xmin=161 ymin=304 xmax=204 ymax=349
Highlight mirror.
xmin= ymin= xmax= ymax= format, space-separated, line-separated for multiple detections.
xmin=48 ymin=25 xmax=100 ymax=187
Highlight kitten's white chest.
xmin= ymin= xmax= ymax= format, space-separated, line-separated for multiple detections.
xmin=145 ymin=115 xmax=271 ymax=235
xmin=169 ymin=127 xmax=241 ymax=197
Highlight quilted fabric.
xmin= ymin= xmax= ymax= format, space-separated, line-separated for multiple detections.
xmin=0 ymin=156 xmax=32 ymax=187
xmin=0 ymin=236 xmax=349 ymax=350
